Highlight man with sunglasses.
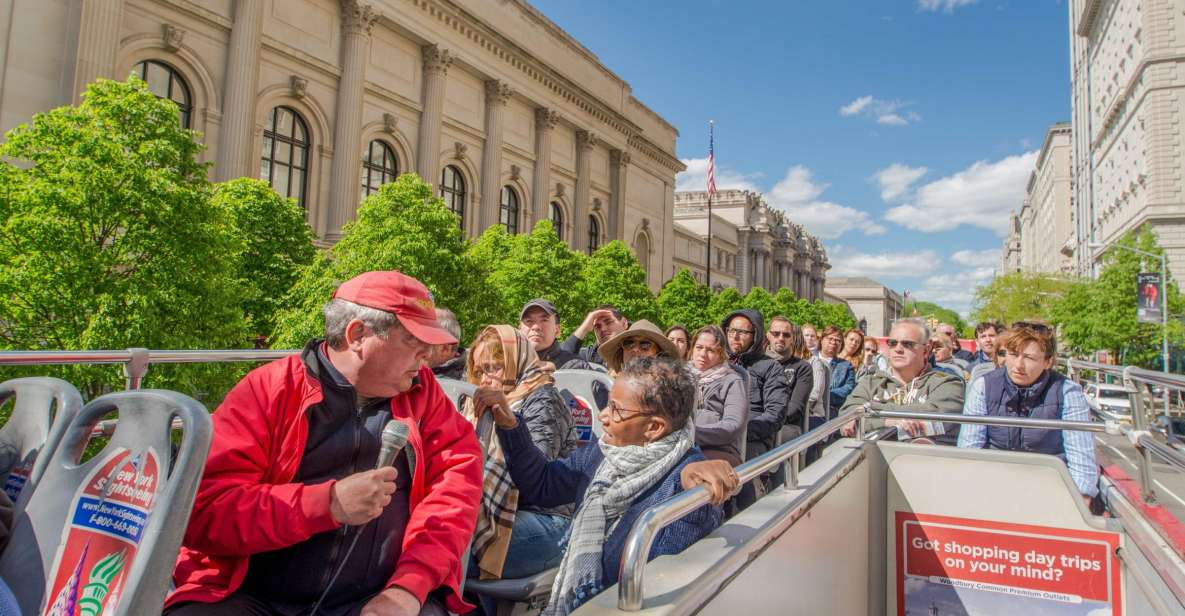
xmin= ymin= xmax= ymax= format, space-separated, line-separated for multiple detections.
xmin=840 ymin=318 xmax=964 ymax=442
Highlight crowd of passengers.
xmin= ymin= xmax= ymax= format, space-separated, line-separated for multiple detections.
xmin=156 ymin=269 xmax=1099 ymax=616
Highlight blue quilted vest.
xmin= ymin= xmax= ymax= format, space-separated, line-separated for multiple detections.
xmin=981 ymin=367 xmax=1066 ymax=460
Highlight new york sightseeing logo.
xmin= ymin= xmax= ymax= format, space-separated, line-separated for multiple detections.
xmin=42 ymin=447 xmax=160 ymax=616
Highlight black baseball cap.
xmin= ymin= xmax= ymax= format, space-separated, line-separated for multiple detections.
xmin=520 ymin=298 xmax=559 ymax=321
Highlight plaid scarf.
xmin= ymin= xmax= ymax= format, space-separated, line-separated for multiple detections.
xmin=543 ymin=422 xmax=694 ymax=616
xmin=463 ymin=325 xmax=555 ymax=579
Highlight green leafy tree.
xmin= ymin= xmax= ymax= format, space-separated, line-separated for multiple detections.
xmin=657 ymin=269 xmax=714 ymax=330
xmin=581 ymin=240 xmax=660 ymax=324
xmin=271 ymin=174 xmax=502 ymax=347
xmin=813 ymin=302 xmax=857 ymax=331
xmin=903 ymin=300 xmax=969 ymax=337
xmin=742 ymin=287 xmax=777 ymax=326
xmin=0 ymin=77 xmax=250 ymax=399
xmin=469 ymin=220 xmax=590 ymax=334
xmin=215 ymin=178 xmax=315 ymax=341
xmin=971 ymin=272 xmax=1072 ymax=326
xmin=708 ymin=287 xmax=745 ymax=325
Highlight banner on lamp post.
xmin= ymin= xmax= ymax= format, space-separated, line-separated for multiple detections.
xmin=1137 ymin=272 xmax=1162 ymax=324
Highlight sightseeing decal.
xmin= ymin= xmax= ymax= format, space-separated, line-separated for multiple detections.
xmin=4 ymin=452 xmax=36 ymax=502
xmin=895 ymin=512 xmax=1121 ymax=615
xmin=42 ymin=447 xmax=160 ymax=616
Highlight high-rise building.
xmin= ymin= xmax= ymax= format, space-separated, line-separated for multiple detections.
xmin=1069 ymin=0 xmax=1185 ymax=279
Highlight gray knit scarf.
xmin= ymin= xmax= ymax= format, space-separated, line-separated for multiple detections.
xmin=542 ymin=422 xmax=694 ymax=616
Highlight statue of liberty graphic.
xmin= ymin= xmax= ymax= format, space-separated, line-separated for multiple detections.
xmin=44 ymin=544 xmax=125 ymax=616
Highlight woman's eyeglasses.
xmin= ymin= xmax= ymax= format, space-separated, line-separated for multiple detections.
xmin=607 ymin=400 xmax=650 ymax=422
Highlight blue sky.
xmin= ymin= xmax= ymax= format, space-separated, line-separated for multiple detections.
xmin=531 ymin=0 xmax=1071 ymax=316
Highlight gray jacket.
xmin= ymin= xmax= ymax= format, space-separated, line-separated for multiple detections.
xmin=693 ymin=368 xmax=748 ymax=466
xmin=841 ymin=369 xmax=965 ymax=441
xmin=516 ymin=383 xmax=577 ymax=515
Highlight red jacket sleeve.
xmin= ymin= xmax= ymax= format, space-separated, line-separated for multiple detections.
xmin=182 ymin=368 xmax=340 ymax=556
xmin=387 ymin=375 xmax=483 ymax=606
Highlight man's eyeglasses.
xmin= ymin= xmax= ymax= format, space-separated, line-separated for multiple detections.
xmin=622 ymin=338 xmax=655 ymax=352
xmin=607 ymin=400 xmax=650 ymax=422
xmin=886 ymin=338 xmax=921 ymax=351
xmin=768 ymin=331 xmax=793 ymax=339
xmin=726 ymin=328 xmax=755 ymax=338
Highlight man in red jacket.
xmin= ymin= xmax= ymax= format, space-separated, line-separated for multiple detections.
xmin=167 ymin=271 xmax=483 ymax=616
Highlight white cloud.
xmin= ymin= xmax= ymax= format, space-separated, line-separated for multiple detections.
xmin=764 ymin=166 xmax=887 ymax=239
xmin=884 ymin=150 xmax=1037 ymax=235
xmin=839 ymin=97 xmax=922 ymax=126
xmin=827 ymin=245 xmax=940 ymax=279
xmin=951 ymin=248 xmax=1001 ymax=268
xmin=840 ymin=95 xmax=874 ymax=116
xmin=873 ymin=164 xmax=928 ymax=201
xmin=918 ymin=0 xmax=978 ymax=12
xmin=914 ymin=267 xmax=997 ymax=316
xmin=675 ymin=157 xmax=762 ymax=193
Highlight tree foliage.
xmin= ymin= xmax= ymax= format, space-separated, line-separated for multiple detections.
xmin=0 ymin=77 xmax=250 ymax=399
xmin=215 ymin=178 xmax=315 ymax=341
xmin=971 ymin=272 xmax=1072 ymax=326
xmin=271 ymin=174 xmax=502 ymax=347
xmin=657 ymin=269 xmax=714 ymax=330
xmin=904 ymin=300 xmax=970 ymax=338
xmin=581 ymin=240 xmax=660 ymax=325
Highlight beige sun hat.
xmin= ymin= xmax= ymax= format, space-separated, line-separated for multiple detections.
xmin=598 ymin=319 xmax=681 ymax=373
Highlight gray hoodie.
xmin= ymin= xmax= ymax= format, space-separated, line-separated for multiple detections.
xmin=841 ymin=368 xmax=965 ymax=439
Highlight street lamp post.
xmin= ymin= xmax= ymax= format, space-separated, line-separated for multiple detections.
xmin=1090 ymin=241 xmax=1170 ymax=413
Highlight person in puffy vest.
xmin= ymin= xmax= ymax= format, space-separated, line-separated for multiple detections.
xmin=958 ymin=322 xmax=1099 ymax=499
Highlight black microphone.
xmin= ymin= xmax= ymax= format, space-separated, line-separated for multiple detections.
xmin=377 ymin=419 xmax=410 ymax=469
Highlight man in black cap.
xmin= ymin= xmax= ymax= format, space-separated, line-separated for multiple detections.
xmin=518 ymin=299 xmax=589 ymax=370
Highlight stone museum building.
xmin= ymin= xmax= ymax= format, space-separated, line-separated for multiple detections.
xmin=0 ymin=0 xmax=686 ymax=290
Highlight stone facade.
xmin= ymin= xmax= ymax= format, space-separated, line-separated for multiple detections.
xmin=672 ymin=189 xmax=829 ymax=301
xmin=823 ymin=277 xmax=903 ymax=338
xmin=1070 ymin=0 xmax=1185 ymax=280
xmin=1003 ymin=124 xmax=1074 ymax=274
xmin=0 ymin=0 xmax=684 ymax=290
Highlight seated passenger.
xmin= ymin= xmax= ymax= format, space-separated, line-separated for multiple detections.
xmin=665 ymin=324 xmax=692 ymax=359
xmin=689 ymin=325 xmax=748 ymax=466
xmin=819 ymin=325 xmax=856 ymax=410
xmin=463 ymin=325 xmax=576 ymax=580
xmin=765 ymin=317 xmax=812 ymax=438
xmin=167 ymin=271 xmax=482 ymax=616
xmin=559 ymin=305 xmax=630 ymax=370
xmin=477 ymin=357 xmax=735 ymax=616
xmin=958 ymin=323 xmax=1099 ymax=499
xmin=841 ymin=318 xmax=965 ymax=443
xmin=429 ymin=306 xmax=466 ymax=380
xmin=598 ymin=319 xmax=681 ymax=376
xmin=519 ymin=299 xmax=590 ymax=370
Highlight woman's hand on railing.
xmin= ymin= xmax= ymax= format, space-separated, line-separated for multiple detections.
xmin=680 ymin=459 xmax=740 ymax=506
xmin=473 ymin=387 xmax=517 ymax=429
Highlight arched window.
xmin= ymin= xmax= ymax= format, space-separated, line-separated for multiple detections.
xmin=549 ymin=201 xmax=564 ymax=237
xmin=133 ymin=60 xmax=192 ymax=128
xmin=361 ymin=140 xmax=398 ymax=198
xmin=260 ymin=106 xmax=310 ymax=208
xmin=440 ymin=165 xmax=466 ymax=229
xmin=499 ymin=186 xmax=520 ymax=234
xmin=587 ymin=216 xmax=600 ymax=254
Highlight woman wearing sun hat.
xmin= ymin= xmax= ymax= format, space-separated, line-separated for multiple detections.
xmin=597 ymin=320 xmax=681 ymax=376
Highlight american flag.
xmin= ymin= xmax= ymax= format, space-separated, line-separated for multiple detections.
xmin=707 ymin=121 xmax=716 ymax=198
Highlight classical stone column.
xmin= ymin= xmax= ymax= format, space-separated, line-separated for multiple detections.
xmin=609 ymin=149 xmax=630 ymax=240
xmin=737 ymin=232 xmax=751 ymax=293
xmin=479 ymin=79 xmax=512 ymax=231
xmin=73 ymin=0 xmax=124 ymax=101
xmin=755 ymin=251 xmax=766 ymax=290
xmin=215 ymin=0 xmax=264 ymax=182
xmin=326 ymin=0 xmax=378 ymax=241
xmin=573 ymin=129 xmax=597 ymax=251
xmin=416 ymin=44 xmax=453 ymax=183
xmin=532 ymin=108 xmax=558 ymax=227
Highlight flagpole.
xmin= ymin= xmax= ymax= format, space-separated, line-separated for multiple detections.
xmin=706 ymin=120 xmax=714 ymax=289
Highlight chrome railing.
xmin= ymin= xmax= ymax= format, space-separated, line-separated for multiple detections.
xmin=0 ymin=348 xmax=298 ymax=389
xmin=615 ymin=407 xmax=1130 ymax=612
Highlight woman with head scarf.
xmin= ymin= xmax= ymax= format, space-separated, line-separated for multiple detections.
xmin=464 ymin=325 xmax=576 ymax=580
xmin=479 ymin=357 xmax=734 ymax=615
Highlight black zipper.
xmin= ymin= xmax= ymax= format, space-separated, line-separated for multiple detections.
xmin=312 ymin=408 xmax=367 ymax=603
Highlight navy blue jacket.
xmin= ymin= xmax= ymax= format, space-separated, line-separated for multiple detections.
xmin=497 ymin=422 xmax=722 ymax=589
xmin=981 ymin=368 xmax=1066 ymax=458
xmin=827 ymin=357 xmax=856 ymax=410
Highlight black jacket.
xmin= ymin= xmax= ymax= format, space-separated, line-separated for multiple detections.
xmin=720 ymin=309 xmax=789 ymax=448
xmin=558 ymin=334 xmax=606 ymax=369
xmin=768 ymin=350 xmax=813 ymax=431
xmin=536 ymin=340 xmax=591 ymax=370
xmin=431 ymin=347 xmax=467 ymax=381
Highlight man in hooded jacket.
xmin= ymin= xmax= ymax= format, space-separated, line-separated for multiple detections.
xmin=721 ymin=309 xmax=789 ymax=506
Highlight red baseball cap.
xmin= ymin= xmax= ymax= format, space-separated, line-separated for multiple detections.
xmin=332 ymin=271 xmax=458 ymax=345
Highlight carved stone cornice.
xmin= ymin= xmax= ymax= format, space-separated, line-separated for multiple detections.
xmin=421 ymin=44 xmax=454 ymax=75
xmin=627 ymin=134 xmax=686 ymax=173
xmin=341 ymin=0 xmax=379 ymax=36
xmin=576 ymin=129 xmax=599 ymax=151
xmin=535 ymin=107 xmax=559 ymax=130
xmin=484 ymin=79 xmax=513 ymax=106
xmin=162 ymin=23 xmax=185 ymax=51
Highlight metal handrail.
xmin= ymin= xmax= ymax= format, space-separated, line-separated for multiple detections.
xmin=0 ymin=348 xmax=298 ymax=389
xmin=615 ymin=406 xmax=1119 ymax=611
